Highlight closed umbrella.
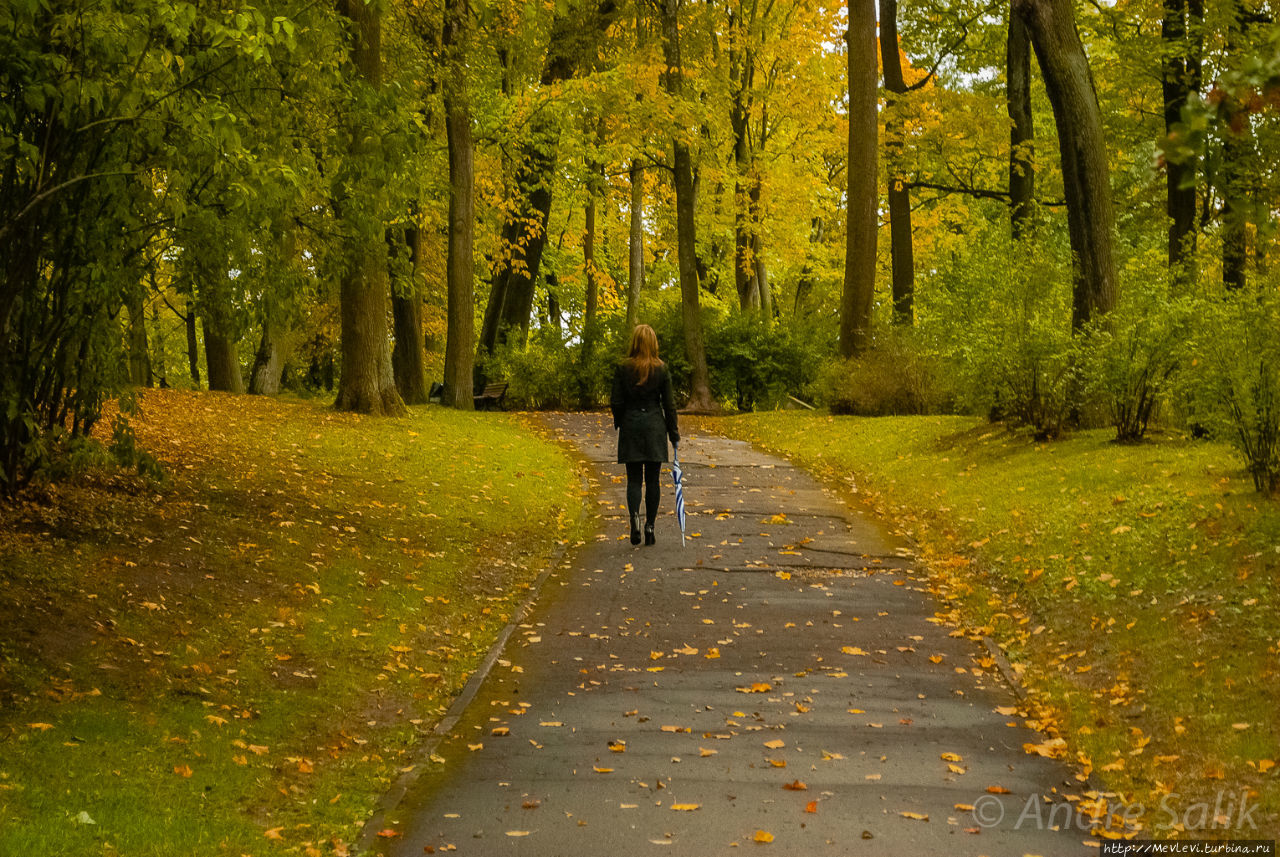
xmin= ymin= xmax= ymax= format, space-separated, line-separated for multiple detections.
xmin=672 ymin=443 xmax=687 ymax=546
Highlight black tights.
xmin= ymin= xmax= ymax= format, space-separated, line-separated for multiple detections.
xmin=626 ymin=462 xmax=661 ymax=525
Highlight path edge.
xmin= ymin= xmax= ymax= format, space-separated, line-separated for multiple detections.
xmin=354 ymin=465 xmax=592 ymax=852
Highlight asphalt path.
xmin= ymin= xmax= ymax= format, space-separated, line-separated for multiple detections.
xmin=372 ymin=413 xmax=1094 ymax=856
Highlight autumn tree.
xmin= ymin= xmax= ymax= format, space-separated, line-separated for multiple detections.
xmin=333 ymin=0 xmax=405 ymax=415
xmin=441 ymin=0 xmax=475 ymax=409
xmin=839 ymin=0 xmax=877 ymax=357
xmin=657 ymin=0 xmax=716 ymax=410
xmin=880 ymin=0 xmax=914 ymax=323
xmin=1014 ymin=0 xmax=1117 ymax=328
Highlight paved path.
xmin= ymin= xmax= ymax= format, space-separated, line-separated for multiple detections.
xmin=373 ymin=414 xmax=1093 ymax=855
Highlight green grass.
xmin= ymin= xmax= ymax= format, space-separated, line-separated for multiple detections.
xmin=0 ymin=390 xmax=585 ymax=856
xmin=702 ymin=412 xmax=1280 ymax=835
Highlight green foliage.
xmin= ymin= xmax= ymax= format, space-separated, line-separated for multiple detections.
xmin=1079 ymin=253 xmax=1194 ymax=443
xmin=482 ymin=324 xmax=623 ymax=410
xmin=925 ymin=228 xmax=1078 ymax=440
xmin=644 ymin=296 xmax=830 ymax=412
xmin=816 ymin=327 xmax=954 ymax=416
xmin=1183 ymin=285 xmax=1280 ymax=494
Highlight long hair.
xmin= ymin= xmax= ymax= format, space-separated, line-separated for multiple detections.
xmin=626 ymin=324 xmax=664 ymax=386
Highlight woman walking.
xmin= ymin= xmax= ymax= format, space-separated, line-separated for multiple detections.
xmin=611 ymin=324 xmax=680 ymax=545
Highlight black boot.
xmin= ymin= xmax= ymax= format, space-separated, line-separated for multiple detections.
xmin=644 ymin=522 xmax=656 ymax=546
xmin=630 ymin=515 xmax=642 ymax=545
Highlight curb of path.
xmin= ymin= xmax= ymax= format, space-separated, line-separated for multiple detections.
xmin=354 ymin=472 xmax=590 ymax=853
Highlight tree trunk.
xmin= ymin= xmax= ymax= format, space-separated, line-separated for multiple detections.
xmin=659 ymin=0 xmax=714 ymax=411
xmin=248 ymin=317 xmax=286 ymax=396
xmin=1007 ymin=6 xmax=1036 ymax=238
xmin=1014 ymin=0 xmax=1117 ymax=328
xmin=880 ymin=0 xmax=914 ymax=324
xmin=580 ymin=190 xmax=600 ymax=406
xmin=391 ymin=225 xmax=430 ymax=404
xmin=1220 ymin=2 xmax=1247 ymax=291
xmin=755 ymin=253 xmax=772 ymax=322
xmin=730 ymin=29 xmax=760 ymax=312
xmin=1162 ymin=0 xmax=1203 ymax=271
xmin=202 ymin=314 xmax=244 ymax=393
xmin=185 ymin=299 xmax=201 ymax=387
xmin=1221 ymin=132 xmax=1248 ymax=290
xmin=626 ymin=160 xmax=644 ymax=333
xmin=839 ymin=0 xmax=878 ymax=357
xmin=334 ymin=0 xmax=405 ymax=415
xmin=794 ymin=217 xmax=823 ymax=318
xmin=442 ymin=0 xmax=475 ymax=410
xmin=126 ymin=286 xmax=152 ymax=387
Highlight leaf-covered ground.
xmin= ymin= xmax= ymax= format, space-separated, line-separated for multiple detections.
xmin=0 ymin=390 xmax=585 ymax=856
xmin=702 ymin=413 xmax=1279 ymax=834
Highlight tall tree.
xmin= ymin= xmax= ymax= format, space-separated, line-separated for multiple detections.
xmin=391 ymin=224 xmax=430 ymax=404
xmin=658 ymin=0 xmax=715 ymax=410
xmin=334 ymin=0 xmax=405 ymax=415
xmin=477 ymin=0 xmax=619 ymax=357
xmin=1220 ymin=1 xmax=1249 ymax=291
xmin=1007 ymin=6 xmax=1035 ymax=239
xmin=1013 ymin=0 xmax=1117 ymax=328
xmin=1161 ymin=0 xmax=1203 ymax=270
xmin=839 ymin=0 xmax=877 ymax=357
xmin=626 ymin=161 xmax=645 ymax=333
xmin=441 ymin=0 xmax=475 ymax=409
xmin=880 ymin=0 xmax=914 ymax=324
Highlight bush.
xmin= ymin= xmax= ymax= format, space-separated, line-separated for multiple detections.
xmin=1079 ymin=255 xmax=1194 ymax=442
xmin=481 ymin=324 xmax=622 ymax=410
xmin=1183 ymin=286 xmax=1280 ymax=494
xmin=925 ymin=227 xmax=1078 ymax=439
xmin=816 ymin=328 xmax=954 ymax=416
xmin=647 ymin=296 xmax=831 ymax=412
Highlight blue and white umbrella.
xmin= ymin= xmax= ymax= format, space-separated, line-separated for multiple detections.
xmin=671 ymin=443 xmax=687 ymax=546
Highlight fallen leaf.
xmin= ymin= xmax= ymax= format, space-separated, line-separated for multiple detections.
xmin=804 ymin=801 xmax=818 ymax=814
xmin=593 ymin=766 xmax=614 ymax=773
xmin=986 ymin=786 xmax=1011 ymax=794
xmin=264 ymin=828 xmax=284 ymax=840
xmin=506 ymin=830 xmax=530 ymax=837
xmin=173 ymin=765 xmax=193 ymax=778
xmin=782 ymin=780 xmax=807 ymax=791
xmin=752 ymin=829 xmax=774 ymax=843
xmin=900 ymin=811 xmax=929 ymax=821
xmin=763 ymin=739 xmax=785 ymax=750
xmin=670 ymin=803 xmax=701 ymax=811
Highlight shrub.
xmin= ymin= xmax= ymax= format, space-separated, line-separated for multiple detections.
xmin=926 ymin=227 xmax=1078 ymax=439
xmin=1079 ymin=255 xmax=1194 ymax=442
xmin=1183 ymin=286 xmax=1280 ymax=494
xmin=817 ymin=328 xmax=954 ymax=416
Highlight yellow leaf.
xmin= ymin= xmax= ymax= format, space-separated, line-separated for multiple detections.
xmin=763 ymin=739 xmax=785 ymax=750
xmin=782 ymin=780 xmax=807 ymax=791
xmin=737 ymin=682 xmax=772 ymax=693
xmin=593 ymin=766 xmax=614 ymax=773
xmin=264 ymin=828 xmax=285 ymax=840
xmin=842 ymin=646 xmax=867 ymax=656
xmin=767 ymin=758 xmax=787 ymax=768
xmin=752 ymin=829 xmax=774 ymax=843
xmin=940 ymin=752 xmax=963 ymax=762
xmin=173 ymin=765 xmax=193 ymax=778
xmin=27 ymin=723 xmax=54 ymax=731
xmin=506 ymin=830 xmax=530 ymax=837
xmin=900 ymin=811 xmax=929 ymax=821
xmin=670 ymin=803 xmax=701 ymax=811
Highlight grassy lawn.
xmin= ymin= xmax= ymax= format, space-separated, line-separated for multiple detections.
xmin=0 ymin=390 xmax=584 ymax=856
xmin=703 ymin=412 xmax=1279 ymax=835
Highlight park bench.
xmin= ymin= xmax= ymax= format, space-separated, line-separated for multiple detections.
xmin=473 ymin=381 xmax=508 ymax=411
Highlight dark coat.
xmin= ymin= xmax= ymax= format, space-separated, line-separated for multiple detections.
xmin=611 ymin=362 xmax=680 ymax=463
